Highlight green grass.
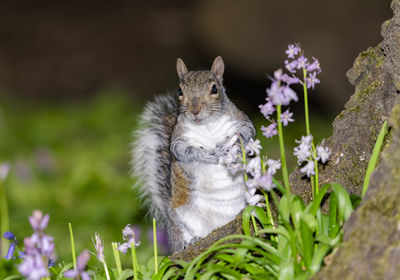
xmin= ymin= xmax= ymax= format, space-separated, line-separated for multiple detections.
xmin=0 ymin=91 xmax=158 ymax=269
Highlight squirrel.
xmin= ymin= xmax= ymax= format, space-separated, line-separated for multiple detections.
xmin=132 ymin=56 xmax=255 ymax=252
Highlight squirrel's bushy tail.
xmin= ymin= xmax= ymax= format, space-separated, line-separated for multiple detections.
xmin=131 ymin=94 xmax=178 ymax=224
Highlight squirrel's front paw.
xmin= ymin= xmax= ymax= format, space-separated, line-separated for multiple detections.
xmin=203 ymin=152 xmax=219 ymax=164
xmin=215 ymin=134 xmax=239 ymax=155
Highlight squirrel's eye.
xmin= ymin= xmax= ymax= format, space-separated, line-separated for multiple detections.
xmin=211 ymin=84 xmax=218 ymax=94
xmin=178 ymin=87 xmax=183 ymax=97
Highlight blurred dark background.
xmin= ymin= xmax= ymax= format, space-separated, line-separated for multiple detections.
xmin=0 ymin=0 xmax=392 ymax=270
xmin=0 ymin=0 xmax=391 ymax=112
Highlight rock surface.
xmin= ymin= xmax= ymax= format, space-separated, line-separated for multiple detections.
xmin=313 ymin=1 xmax=400 ymax=278
xmin=171 ymin=0 xmax=400 ymax=265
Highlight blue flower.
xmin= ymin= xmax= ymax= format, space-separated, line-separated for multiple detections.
xmin=5 ymin=242 xmax=16 ymax=260
xmin=3 ymin=231 xmax=15 ymax=240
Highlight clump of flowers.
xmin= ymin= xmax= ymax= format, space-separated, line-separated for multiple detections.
xmin=222 ymin=43 xmax=331 ymax=205
xmin=18 ymin=210 xmax=55 ymax=280
xmin=117 ymin=224 xmax=141 ymax=254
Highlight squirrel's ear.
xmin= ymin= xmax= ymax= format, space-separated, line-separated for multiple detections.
xmin=211 ymin=56 xmax=225 ymax=81
xmin=176 ymin=58 xmax=188 ymax=80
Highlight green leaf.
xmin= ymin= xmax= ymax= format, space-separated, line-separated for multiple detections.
xmin=288 ymin=194 xmax=305 ymax=230
xmin=309 ymin=244 xmax=331 ymax=275
xmin=362 ymin=120 xmax=388 ymax=197
xmin=278 ymin=195 xmax=290 ymax=224
xmin=331 ymin=183 xmax=353 ymax=222
xmin=300 ymin=214 xmax=316 ymax=268
xmin=242 ymin=205 xmax=256 ymax=236
xmin=4 ymin=276 xmax=24 ymax=280
xmin=117 ymin=269 xmax=134 ymax=280
xmin=273 ymin=178 xmax=286 ymax=194
xmin=278 ymin=259 xmax=294 ymax=280
xmin=315 ymin=234 xmax=341 ymax=247
xmin=350 ymin=194 xmax=362 ymax=209
xmin=306 ymin=184 xmax=330 ymax=216
xmin=55 ymin=263 xmax=73 ymax=280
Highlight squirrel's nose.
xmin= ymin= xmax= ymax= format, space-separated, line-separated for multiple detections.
xmin=191 ymin=108 xmax=200 ymax=116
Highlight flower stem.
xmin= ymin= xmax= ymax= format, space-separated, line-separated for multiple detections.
xmin=153 ymin=218 xmax=158 ymax=274
xmin=276 ymin=104 xmax=290 ymax=194
xmin=302 ymin=68 xmax=311 ymax=136
xmin=0 ymin=179 xmax=9 ymax=257
xmin=68 ymin=223 xmax=77 ymax=270
xmin=112 ymin=242 xmax=122 ymax=276
xmin=239 ymin=137 xmax=248 ymax=182
xmin=131 ymin=241 xmax=138 ymax=280
xmin=312 ymin=144 xmax=319 ymax=197
xmin=302 ymin=67 xmax=319 ymax=198
xmin=251 ymin=215 xmax=259 ymax=236
xmin=263 ymin=191 xmax=275 ymax=228
xmin=103 ymin=261 xmax=111 ymax=280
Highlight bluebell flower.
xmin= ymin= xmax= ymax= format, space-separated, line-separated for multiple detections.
xmin=5 ymin=242 xmax=16 ymax=260
xmin=64 ymin=249 xmax=90 ymax=280
xmin=3 ymin=231 xmax=15 ymax=240
xmin=117 ymin=225 xmax=141 ymax=254
xmin=3 ymin=231 xmax=18 ymax=260
xmin=19 ymin=210 xmax=55 ymax=280
xmin=261 ymin=123 xmax=278 ymax=138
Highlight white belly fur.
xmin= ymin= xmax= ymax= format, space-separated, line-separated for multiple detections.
xmin=175 ymin=115 xmax=246 ymax=243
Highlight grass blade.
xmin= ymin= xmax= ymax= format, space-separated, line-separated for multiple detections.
xmin=362 ymin=120 xmax=388 ymax=197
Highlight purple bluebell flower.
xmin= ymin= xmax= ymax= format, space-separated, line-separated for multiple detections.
xmin=245 ymin=188 xmax=263 ymax=206
xmin=284 ymin=59 xmax=298 ymax=73
xmin=257 ymin=174 xmax=275 ymax=191
xmin=3 ymin=231 xmax=15 ymax=240
xmin=273 ymin=69 xmax=284 ymax=81
xmin=266 ymin=159 xmax=281 ymax=175
xmin=285 ymin=44 xmax=301 ymax=59
xmin=222 ymin=144 xmax=239 ymax=165
xmin=147 ymin=228 xmax=171 ymax=253
xmin=19 ymin=210 xmax=55 ymax=279
xmin=261 ymin=123 xmax=278 ymax=138
xmin=281 ymin=86 xmax=298 ymax=105
xmin=259 ymin=101 xmax=275 ymax=118
xmin=227 ymin=162 xmax=243 ymax=176
xmin=29 ymin=210 xmax=49 ymax=232
xmin=294 ymin=135 xmax=313 ymax=164
xmin=316 ymin=145 xmax=331 ymax=164
xmin=19 ymin=255 xmax=49 ymax=280
xmin=300 ymin=160 xmax=316 ymax=177
xmin=118 ymin=225 xmax=141 ymax=254
xmin=245 ymin=156 xmax=262 ymax=178
xmin=246 ymin=178 xmax=258 ymax=189
xmin=296 ymin=55 xmax=309 ymax=69
xmin=267 ymin=81 xmax=286 ymax=105
xmin=0 ymin=163 xmax=10 ymax=181
xmin=306 ymin=72 xmax=320 ymax=90
xmin=93 ymin=232 xmax=105 ymax=263
xmin=64 ymin=249 xmax=90 ymax=280
xmin=281 ymin=109 xmax=294 ymax=126
xmin=245 ymin=139 xmax=262 ymax=156
xmin=306 ymin=57 xmax=321 ymax=73
xmin=281 ymin=73 xmax=301 ymax=85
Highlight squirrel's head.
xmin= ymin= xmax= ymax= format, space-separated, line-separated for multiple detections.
xmin=176 ymin=56 xmax=227 ymax=123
